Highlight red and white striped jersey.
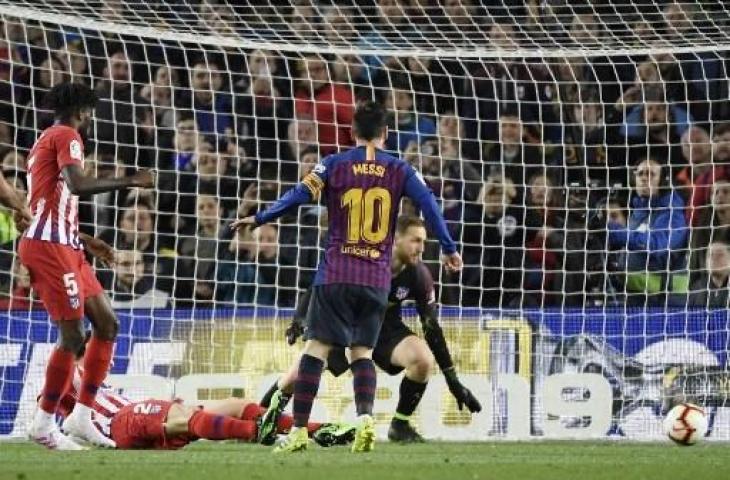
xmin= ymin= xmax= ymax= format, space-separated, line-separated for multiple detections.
xmin=24 ymin=124 xmax=84 ymax=249
xmin=58 ymin=366 xmax=132 ymax=438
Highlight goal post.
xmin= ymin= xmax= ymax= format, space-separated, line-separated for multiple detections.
xmin=1 ymin=0 xmax=730 ymax=441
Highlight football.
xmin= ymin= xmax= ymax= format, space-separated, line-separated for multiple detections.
xmin=663 ymin=403 xmax=708 ymax=445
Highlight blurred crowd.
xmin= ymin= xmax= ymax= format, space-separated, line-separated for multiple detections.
xmin=1 ymin=1 xmax=730 ymax=310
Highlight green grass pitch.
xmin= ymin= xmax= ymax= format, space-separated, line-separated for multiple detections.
xmin=2 ymin=441 xmax=730 ymax=480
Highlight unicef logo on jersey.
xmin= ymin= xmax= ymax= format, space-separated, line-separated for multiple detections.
xmin=497 ymin=215 xmax=518 ymax=238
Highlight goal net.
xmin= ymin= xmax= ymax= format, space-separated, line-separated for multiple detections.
xmin=2 ymin=0 xmax=730 ymax=441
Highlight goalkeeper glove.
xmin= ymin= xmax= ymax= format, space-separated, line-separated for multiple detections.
xmin=444 ymin=368 xmax=482 ymax=413
xmin=285 ymin=319 xmax=304 ymax=346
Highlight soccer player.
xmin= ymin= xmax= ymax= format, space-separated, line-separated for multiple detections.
xmin=53 ymin=342 xmax=346 ymax=450
xmin=261 ymin=216 xmax=481 ymax=443
xmin=231 ymin=101 xmax=462 ymax=453
xmin=21 ymin=82 xmax=155 ymax=450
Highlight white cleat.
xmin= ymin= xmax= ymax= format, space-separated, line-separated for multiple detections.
xmin=62 ymin=409 xmax=116 ymax=449
xmin=28 ymin=421 xmax=86 ymax=451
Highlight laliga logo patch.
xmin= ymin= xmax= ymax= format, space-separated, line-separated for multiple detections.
xmin=395 ymin=287 xmax=410 ymax=300
xmin=313 ymin=164 xmax=326 ymax=174
xmin=69 ymin=139 xmax=82 ymax=160
xmin=69 ymin=295 xmax=80 ymax=309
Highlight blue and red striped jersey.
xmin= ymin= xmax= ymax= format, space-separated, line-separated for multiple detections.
xmin=255 ymin=145 xmax=456 ymax=289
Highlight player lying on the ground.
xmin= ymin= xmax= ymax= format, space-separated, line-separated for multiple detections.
xmin=259 ymin=216 xmax=481 ymax=444
xmin=47 ymin=342 xmax=354 ymax=449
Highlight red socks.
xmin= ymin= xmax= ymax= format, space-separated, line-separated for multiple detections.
xmin=39 ymin=348 xmax=75 ymax=414
xmin=188 ymin=410 xmax=256 ymax=441
xmin=78 ymin=336 xmax=114 ymax=407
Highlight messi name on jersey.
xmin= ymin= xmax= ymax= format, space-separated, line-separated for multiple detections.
xmin=352 ymin=163 xmax=386 ymax=177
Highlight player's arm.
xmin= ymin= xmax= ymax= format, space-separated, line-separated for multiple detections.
xmin=403 ymin=167 xmax=462 ymax=272
xmin=231 ymin=160 xmax=328 ymax=231
xmin=413 ymin=265 xmax=481 ymax=413
xmin=0 ymin=173 xmax=31 ymax=223
xmin=78 ymin=233 xmax=116 ymax=267
xmin=62 ymin=164 xmax=154 ymax=196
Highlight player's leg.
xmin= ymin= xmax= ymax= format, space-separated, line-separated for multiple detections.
xmin=62 ymin=290 xmax=118 ymax=448
xmin=387 ymin=335 xmax=434 ymax=443
xmin=29 ymin=318 xmax=87 ymax=450
xmin=274 ymin=285 xmax=345 ymax=453
xmin=348 ymin=286 xmax=389 ymax=453
xmin=20 ymin=239 xmax=86 ymax=450
xmin=200 ymin=398 xmax=332 ymax=445
xmin=165 ymin=403 xmax=259 ymax=442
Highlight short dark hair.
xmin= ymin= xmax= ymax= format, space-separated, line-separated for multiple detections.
xmin=352 ymin=100 xmax=387 ymax=141
xmin=45 ymin=82 xmax=97 ymax=120
xmin=714 ymin=122 xmax=730 ymax=137
xmin=299 ymin=145 xmax=319 ymax=159
xmin=396 ymin=215 xmax=426 ymax=235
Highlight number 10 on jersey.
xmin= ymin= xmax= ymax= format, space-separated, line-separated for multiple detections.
xmin=341 ymin=187 xmax=392 ymax=244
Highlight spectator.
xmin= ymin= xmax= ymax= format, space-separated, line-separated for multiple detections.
xmin=178 ymin=195 xmax=223 ymax=305
xmin=17 ymin=56 xmax=69 ymax=149
xmin=482 ymin=112 xmax=545 ymax=194
xmin=98 ymin=200 xmax=176 ymax=294
xmin=675 ymin=126 xmax=727 ymax=225
xmin=438 ymin=111 xmax=479 ymax=164
xmin=138 ymin=65 xmax=179 ymax=130
xmin=523 ymin=173 xmax=561 ymax=305
xmin=688 ymin=241 xmax=730 ymax=308
xmin=294 ymin=53 xmax=354 ymax=154
xmin=250 ymin=223 xmax=298 ymax=307
xmin=607 ymin=157 xmax=689 ymax=305
xmin=713 ymin=122 xmax=730 ymax=165
xmin=456 ymin=175 xmax=532 ymax=307
xmin=236 ymin=66 xmax=291 ymax=178
xmin=181 ymin=59 xmax=233 ymax=148
xmin=384 ymin=79 xmax=436 ymax=153
xmin=282 ymin=115 xmax=317 ymax=172
xmin=94 ymin=50 xmax=153 ymax=167
xmin=689 ymin=180 xmax=730 ymax=278
xmin=467 ymin=22 xmax=560 ymax=144
xmin=216 ymin=225 xmax=256 ymax=305
xmin=57 ymin=40 xmax=90 ymax=85
xmin=618 ymin=86 xmax=691 ymax=168
xmin=105 ymin=249 xmax=170 ymax=309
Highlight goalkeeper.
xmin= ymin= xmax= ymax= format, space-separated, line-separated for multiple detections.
xmin=260 ymin=216 xmax=481 ymax=443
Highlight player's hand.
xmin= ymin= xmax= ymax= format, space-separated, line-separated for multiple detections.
xmin=85 ymin=236 xmax=117 ymax=268
xmin=285 ymin=320 xmax=304 ymax=345
xmin=445 ymin=370 xmax=482 ymax=413
xmin=230 ymin=216 xmax=256 ymax=232
xmin=131 ymin=169 xmax=156 ymax=189
xmin=13 ymin=207 xmax=32 ymax=232
xmin=442 ymin=252 xmax=463 ymax=273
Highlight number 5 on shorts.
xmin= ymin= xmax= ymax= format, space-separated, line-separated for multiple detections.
xmin=63 ymin=272 xmax=79 ymax=297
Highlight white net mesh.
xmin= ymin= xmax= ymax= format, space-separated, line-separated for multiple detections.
xmin=1 ymin=1 xmax=730 ymax=441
